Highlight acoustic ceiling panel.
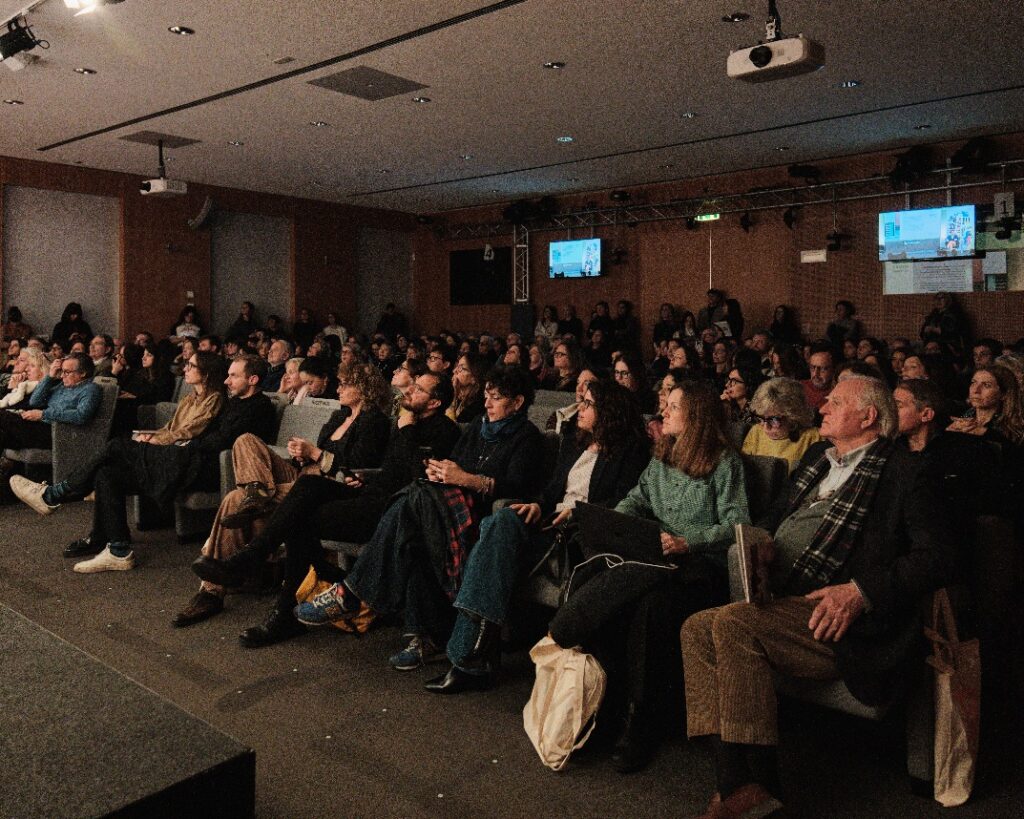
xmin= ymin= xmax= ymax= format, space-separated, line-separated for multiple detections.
xmin=308 ymin=66 xmax=427 ymax=101
xmin=119 ymin=131 xmax=201 ymax=148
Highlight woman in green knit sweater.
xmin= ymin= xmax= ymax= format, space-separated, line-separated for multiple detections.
xmin=550 ymin=379 xmax=750 ymax=773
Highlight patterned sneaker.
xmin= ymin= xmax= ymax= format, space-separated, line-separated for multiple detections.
xmin=293 ymin=583 xmax=358 ymax=626
xmin=389 ymin=635 xmax=444 ymax=671
xmin=10 ymin=475 xmax=58 ymax=515
xmin=73 ymin=545 xmax=135 ymax=573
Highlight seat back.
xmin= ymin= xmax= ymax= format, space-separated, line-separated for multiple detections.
xmin=740 ymin=453 xmax=790 ymax=524
xmin=275 ymin=403 xmax=337 ymax=448
xmin=51 ymin=380 xmax=120 ymax=482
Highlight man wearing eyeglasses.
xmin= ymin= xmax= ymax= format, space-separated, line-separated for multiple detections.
xmin=0 ymin=352 xmax=100 ymax=451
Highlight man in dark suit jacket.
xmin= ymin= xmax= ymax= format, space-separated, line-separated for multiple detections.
xmin=680 ymin=375 xmax=953 ymax=819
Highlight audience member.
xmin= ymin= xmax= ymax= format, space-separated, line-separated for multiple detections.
xmin=291 ymin=308 xmax=318 ymax=352
xmin=262 ymin=339 xmax=293 ymax=392
xmin=588 ymin=300 xmax=613 ymax=339
xmin=225 ymin=301 xmax=258 ymax=341
xmin=2 ymin=306 xmax=32 ymax=342
xmin=920 ymin=291 xmax=970 ymax=357
xmin=681 ymin=375 xmax=952 ymax=818
xmin=0 ymin=353 xmax=99 ymax=452
xmin=742 ymin=378 xmax=822 ymax=471
xmin=51 ymin=302 xmax=93 ymax=349
xmin=768 ymin=305 xmax=801 ymax=345
xmin=449 ymin=352 xmax=487 ymax=423
xmin=613 ymin=350 xmax=656 ymax=414
xmin=322 ymin=312 xmax=347 ymax=344
xmin=801 ymin=344 xmax=835 ymax=411
xmin=585 ymin=328 xmax=613 ymax=370
xmin=552 ymin=379 xmax=749 ymax=772
xmin=825 ymin=300 xmax=859 ymax=350
xmin=653 ymin=303 xmax=679 ymax=344
xmin=171 ymin=306 xmax=203 ymax=341
xmin=0 ymin=347 xmax=48 ymax=410
xmin=376 ymin=302 xmax=408 ymax=342
xmin=696 ymin=289 xmax=727 ymax=333
xmin=535 ymin=305 xmax=560 ymax=345
xmin=558 ymin=304 xmax=584 ymax=342
xmin=612 ymin=300 xmax=641 ymax=352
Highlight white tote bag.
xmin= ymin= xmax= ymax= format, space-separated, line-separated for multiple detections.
xmin=522 ymin=635 xmax=607 ymax=771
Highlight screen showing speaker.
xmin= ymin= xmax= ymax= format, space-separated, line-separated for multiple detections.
xmin=549 ymin=238 xmax=602 ymax=278
xmin=878 ymin=205 xmax=976 ymax=261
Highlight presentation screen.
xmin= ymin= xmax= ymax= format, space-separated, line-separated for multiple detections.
xmin=878 ymin=205 xmax=975 ymax=261
xmin=549 ymin=238 xmax=602 ymax=278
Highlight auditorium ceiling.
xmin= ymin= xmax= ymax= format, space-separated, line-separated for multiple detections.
xmin=0 ymin=0 xmax=1020 ymax=214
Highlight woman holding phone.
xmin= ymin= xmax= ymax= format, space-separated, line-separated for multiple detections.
xmin=171 ymin=361 xmax=390 ymax=627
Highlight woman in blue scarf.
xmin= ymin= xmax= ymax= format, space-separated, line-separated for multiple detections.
xmin=295 ymin=366 xmax=546 ymax=670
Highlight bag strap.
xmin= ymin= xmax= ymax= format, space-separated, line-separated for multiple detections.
xmin=924 ymin=588 xmax=960 ymax=670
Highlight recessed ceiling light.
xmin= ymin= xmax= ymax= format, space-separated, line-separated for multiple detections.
xmin=542 ymin=61 xmax=566 ymax=69
xmin=914 ymin=123 xmax=932 ymax=130
xmin=168 ymin=25 xmax=194 ymax=36
xmin=74 ymin=67 xmax=97 ymax=75
xmin=309 ymin=120 xmax=329 ymax=127
xmin=412 ymin=96 xmax=431 ymax=103
xmin=556 ymin=135 xmax=575 ymax=143
xmin=567 ymin=177 xmax=580 ymax=182
xmin=775 ymin=146 xmax=790 ymax=151
xmin=680 ymin=111 xmax=697 ymax=119
xmin=379 ymin=168 xmax=390 ymax=174
xmin=460 ymin=153 xmax=473 ymax=160
xmin=491 ymin=188 xmax=500 ymax=193
xmin=659 ymin=163 xmax=674 ymax=169
xmin=722 ymin=12 xmax=750 ymax=23
xmin=837 ymin=80 xmax=860 ymax=89
xmin=3 ymin=99 xmax=23 ymax=105
xmin=227 ymin=140 xmax=244 ymax=146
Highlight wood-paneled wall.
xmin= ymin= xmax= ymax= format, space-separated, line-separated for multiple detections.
xmin=0 ymin=154 xmax=413 ymax=339
xmin=411 ymin=134 xmax=1024 ymax=348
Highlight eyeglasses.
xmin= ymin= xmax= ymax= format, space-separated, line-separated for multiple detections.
xmin=725 ymin=377 xmax=745 ymax=386
xmin=183 ymin=361 xmax=197 ymax=370
xmin=756 ymin=414 xmax=785 ymax=428
xmin=553 ymin=350 xmax=568 ymax=358
xmin=427 ymin=354 xmax=444 ymax=362
xmin=578 ymin=398 xmax=595 ymax=410
xmin=60 ymin=367 xmax=79 ymax=376
xmin=613 ymin=369 xmax=632 ymax=379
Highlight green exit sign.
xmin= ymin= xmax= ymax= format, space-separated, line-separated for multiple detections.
xmin=695 ymin=213 xmax=720 ymax=222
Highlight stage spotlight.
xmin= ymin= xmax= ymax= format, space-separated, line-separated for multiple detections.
xmin=782 ymin=207 xmax=798 ymax=229
xmin=0 ymin=19 xmax=41 ymax=62
xmin=739 ymin=211 xmax=753 ymax=233
xmin=64 ymin=0 xmax=126 ymax=17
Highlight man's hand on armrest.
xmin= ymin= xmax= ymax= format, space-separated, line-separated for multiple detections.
xmin=805 ymin=582 xmax=865 ymax=642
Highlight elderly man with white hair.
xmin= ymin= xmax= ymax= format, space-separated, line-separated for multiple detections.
xmin=680 ymin=375 xmax=953 ymax=818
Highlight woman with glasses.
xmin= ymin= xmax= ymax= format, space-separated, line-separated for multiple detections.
xmin=448 ymin=351 xmax=488 ymax=422
xmin=550 ymin=380 xmax=749 ymax=773
xmin=741 ymin=377 xmax=821 ymax=471
xmin=293 ymin=366 xmax=546 ymax=672
xmin=613 ymin=350 xmax=656 ymax=415
xmin=548 ymin=339 xmax=585 ymax=392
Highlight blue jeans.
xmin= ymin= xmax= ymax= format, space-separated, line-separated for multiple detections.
xmin=447 ymin=508 xmax=531 ymax=668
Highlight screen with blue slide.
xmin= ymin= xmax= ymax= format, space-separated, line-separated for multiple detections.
xmin=549 ymin=238 xmax=602 ymax=278
xmin=878 ymin=205 xmax=975 ymax=261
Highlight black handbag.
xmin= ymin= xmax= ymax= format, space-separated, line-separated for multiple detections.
xmin=527 ymin=519 xmax=583 ymax=605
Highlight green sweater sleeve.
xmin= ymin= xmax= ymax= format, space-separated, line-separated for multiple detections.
xmin=686 ymin=452 xmax=751 ymax=554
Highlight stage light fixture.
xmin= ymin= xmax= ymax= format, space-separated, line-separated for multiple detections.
xmin=64 ymin=1 xmax=126 ymax=17
xmin=0 ymin=19 xmax=41 ymax=62
xmin=739 ymin=212 xmax=753 ymax=232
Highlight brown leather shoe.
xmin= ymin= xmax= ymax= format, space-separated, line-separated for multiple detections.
xmin=172 ymin=591 xmax=224 ymax=628
xmin=221 ymin=482 xmax=275 ymax=529
xmin=698 ymin=784 xmax=783 ymax=819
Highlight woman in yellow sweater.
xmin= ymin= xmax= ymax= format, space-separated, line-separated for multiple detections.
xmin=741 ymin=377 xmax=821 ymax=471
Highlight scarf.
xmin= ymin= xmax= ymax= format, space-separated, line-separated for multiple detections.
xmin=784 ymin=436 xmax=894 ymax=592
xmin=479 ymin=409 xmax=528 ymax=443
xmin=441 ymin=486 xmax=478 ymax=600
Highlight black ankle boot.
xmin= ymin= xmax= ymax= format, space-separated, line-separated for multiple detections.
xmin=610 ymin=701 xmax=656 ymax=773
xmin=461 ymin=617 xmax=501 ymax=674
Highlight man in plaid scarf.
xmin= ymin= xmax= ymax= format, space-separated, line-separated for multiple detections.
xmin=681 ymin=375 xmax=953 ymax=819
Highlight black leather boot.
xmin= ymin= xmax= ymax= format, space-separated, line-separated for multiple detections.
xmin=610 ymin=701 xmax=657 ymax=773
xmin=460 ymin=617 xmax=501 ymax=674
xmin=191 ymin=545 xmax=262 ymax=588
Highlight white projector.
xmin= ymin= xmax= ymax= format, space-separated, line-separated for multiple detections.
xmin=139 ymin=177 xmax=187 ymax=196
xmin=727 ymin=35 xmax=825 ymax=82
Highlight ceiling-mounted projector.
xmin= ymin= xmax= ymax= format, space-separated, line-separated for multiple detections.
xmin=727 ymin=34 xmax=824 ymax=82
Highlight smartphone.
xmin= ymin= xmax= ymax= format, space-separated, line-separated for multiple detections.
xmin=417 ymin=446 xmax=434 ymax=462
xmin=337 ymin=466 xmax=359 ymax=481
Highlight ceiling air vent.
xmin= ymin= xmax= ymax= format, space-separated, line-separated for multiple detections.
xmin=308 ymin=66 xmax=427 ymax=101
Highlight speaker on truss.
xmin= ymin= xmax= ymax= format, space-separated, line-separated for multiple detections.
xmin=510 ymin=303 xmax=535 ymax=341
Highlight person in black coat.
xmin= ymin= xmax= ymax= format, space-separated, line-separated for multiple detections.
xmin=189 ymin=371 xmax=461 ymax=638
xmin=290 ymin=366 xmax=547 ymax=668
xmin=680 ymin=376 xmax=953 ymax=816
xmin=51 ymin=302 xmax=93 ymax=349
xmin=425 ymin=378 xmax=651 ymax=693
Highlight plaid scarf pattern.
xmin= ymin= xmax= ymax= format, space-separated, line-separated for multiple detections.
xmin=441 ymin=486 xmax=478 ymax=601
xmin=785 ymin=436 xmax=895 ymax=590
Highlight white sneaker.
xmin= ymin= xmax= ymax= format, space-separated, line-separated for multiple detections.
xmin=10 ymin=475 xmax=58 ymax=515
xmin=74 ymin=545 xmax=135 ymax=573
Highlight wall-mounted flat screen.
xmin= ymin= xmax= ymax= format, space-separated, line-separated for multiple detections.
xmin=878 ymin=205 xmax=976 ymax=261
xmin=549 ymin=238 xmax=602 ymax=278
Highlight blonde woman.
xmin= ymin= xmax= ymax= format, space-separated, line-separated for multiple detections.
xmin=741 ymin=377 xmax=822 ymax=471
xmin=0 ymin=347 xmax=48 ymax=409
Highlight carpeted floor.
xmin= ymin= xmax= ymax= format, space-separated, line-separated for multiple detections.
xmin=0 ymin=501 xmax=1020 ymax=818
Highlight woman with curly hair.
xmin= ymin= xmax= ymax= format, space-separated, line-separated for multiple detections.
xmin=550 ymin=379 xmax=749 ymax=773
xmin=170 ymin=361 xmax=391 ymax=627
xmin=423 ymin=378 xmax=651 ymax=694
xmin=741 ymin=377 xmax=821 ymax=471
